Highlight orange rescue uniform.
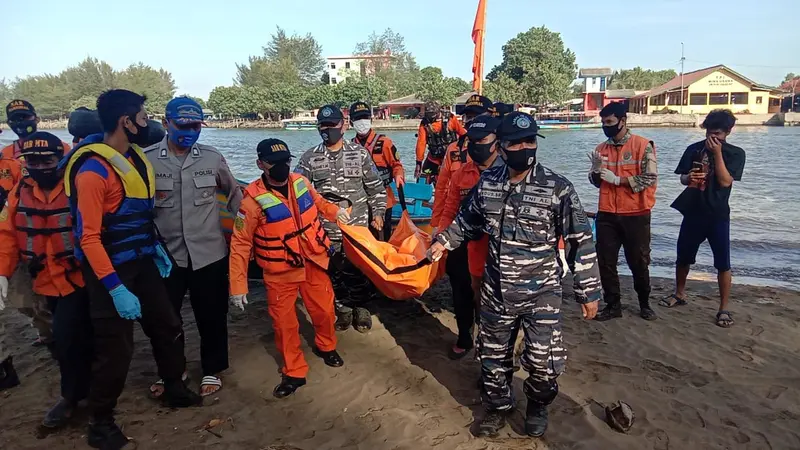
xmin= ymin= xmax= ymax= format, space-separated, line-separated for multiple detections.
xmin=0 ymin=144 xmax=23 ymax=199
xmin=595 ymin=134 xmax=656 ymax=215
xmin=229 ymin=174 xmax=340 ymax=379
xmin=431 ymin=137 xmax=469 ymax=228
xmin=414 ymin=116 xmax=467 ymax=166
xmin=353 ymin=130 xmax=404 ymax=209
xmin=0 ymin=178 xmax=85 ymax=296
xmin=438 ymin=160 xmax=489 ymax=278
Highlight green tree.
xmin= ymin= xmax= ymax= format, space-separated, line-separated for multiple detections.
xmin=416 ymin=67 xmax=466 ymax=105
xmin=186 ymin=96 xmax=207 ymax=109
xmin=484 ymin=72 xmax=524 ymax=103
xmin=569 ymin=82 xmax=584 ymax=98
xmin=208 ymin=86 xmax=246 ymax=117
xmin=353 ymin=28 xmax=420 ymax=99
xmin=262 ymin=27 xmax=324 ymax=85
xmin=607 ymin=67 xmax=677 ymax=90
xmin=0 ymin=79 xmax=12 ymax=121
xmin=303 ymin=84 xmax=337 ymax=110
xmin=115 ymin=63 xmax=177 ymax=113
xmin=12 ymin=74 xmax=72 ymax=119
xmin=488 ymin=26 xmax=577 ymax=105
xmin=784 ymin=73 xmax=796 ymax=83
xmin=236 ymin=56 xmax=301 ymax=89
xmin=61 ymin=57 xmax=116 ymax=101
xmin=334 ymin=76 xmax=389 ymax=108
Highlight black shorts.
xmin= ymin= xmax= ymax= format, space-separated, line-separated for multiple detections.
xmin=676 ymin=215 xmax=731 ymax=272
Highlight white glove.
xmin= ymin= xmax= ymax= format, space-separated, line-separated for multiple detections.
xmin=0 ymin=276 xmax=6 ymax=311
xmin=337 ymin=208 xmax=351 ymax=222
xmin=588 ymin=151 xmax=603 ymax=173
xmin=600 ymin=168 xmax=621 ymax=186
xmin=230 ymin=294 xmax=248 ymax=311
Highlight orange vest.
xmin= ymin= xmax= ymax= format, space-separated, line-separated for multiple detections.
xmin=596 ymin=134 xmax=656 ymax=215
xmin=13 ymin=179 xmax=83 ymax=289
xmin=244 ymin=174 xmax=332 ymax=275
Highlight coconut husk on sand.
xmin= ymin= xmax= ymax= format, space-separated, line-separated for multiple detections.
xmin=1 ymin=275 xmax=799 ymax=450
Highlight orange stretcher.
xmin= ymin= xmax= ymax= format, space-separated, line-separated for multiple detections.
xmin=328 ymin=189 xmax=447 ymax=301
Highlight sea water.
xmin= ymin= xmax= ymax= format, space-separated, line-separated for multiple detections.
xmin=6 ymin=126 xmax=798 ymax=290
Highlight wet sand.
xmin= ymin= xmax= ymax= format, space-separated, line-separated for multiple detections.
xmin=1 ymin=275 xmax=799 ymax=450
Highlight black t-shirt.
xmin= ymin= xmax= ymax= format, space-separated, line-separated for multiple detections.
xmin=671 ymin=140 xmax=746 ymax=220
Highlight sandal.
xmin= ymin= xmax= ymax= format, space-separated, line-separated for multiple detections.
xmin=715 ymin=310 xmax=734 ymax=328
xmin=658 ymin=294 xmax=688 ymax=308
xmin=150 ymin=372 xmax=189 ymax=399
xmin=200 ymin=376 xmax=222 ymax=397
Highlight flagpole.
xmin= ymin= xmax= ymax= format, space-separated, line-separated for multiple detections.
xmin=479 ymin=27 xmax=485 ymax=95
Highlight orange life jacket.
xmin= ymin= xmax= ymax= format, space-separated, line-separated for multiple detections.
xmin=13 ymin=179 xmax=81 ymax=284
xmin=596 ymin=134 xmax=656 ymax=215
xmin=245 ymin=174 xmax=332 ymax=275
xmin=355 ymin=132 xmax=391 ymax=187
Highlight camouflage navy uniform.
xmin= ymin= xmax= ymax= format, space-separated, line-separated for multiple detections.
xmin=437 ymin=162 xmax=602 ymax=412
xmin=294 ymin=140 xmax=387 ymax=305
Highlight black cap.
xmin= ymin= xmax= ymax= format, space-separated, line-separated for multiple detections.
xmin=498 ymin=112 xmax=545 ymax=141
xmin=19 ymin=131 xmax=64 ymax=156
xmin=257 ymin=138 xmax=293 ymax=163
xmin=68 ymin=107 xmax=103 ymax=139
xmin=6 ymin=99 xmax=36 ymax=120
xmin=349 ymin=102 xmax=371 ymax=121
xmin=317 ymin=105 xmax=344 ymax=125
xmin=463 ymin=95 xmax=492 ymax=115
xmin=492 ymin=102 xmax=514 ymax=118
xmin=466 ymin=115 xmax=502 ymax=141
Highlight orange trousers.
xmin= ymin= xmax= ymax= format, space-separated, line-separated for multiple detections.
xmin=263 ymin=263 xmax=337 ymax=379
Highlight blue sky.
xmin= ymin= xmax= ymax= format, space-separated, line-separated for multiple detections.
xmin=2 ymin=0 xmax=797 ymax=99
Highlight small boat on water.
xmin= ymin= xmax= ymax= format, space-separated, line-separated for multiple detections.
xmin=281 ymin=118 xmax=317 ymax=130
xmin=530 ymin=111 xmax=601 ymax=130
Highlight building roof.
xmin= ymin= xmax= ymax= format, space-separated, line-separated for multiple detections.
xmin=454 ymin=91 xmax=479 ymax=104
xmin=579 ymin=68 xmax=613 ymax=77
xmin=644 ymin=64 xmax=781 ymax=97
xmin=605 ymin=89 xmax=637 ymax=99
xmin=379 ymin=94 xmax=424 ymax=107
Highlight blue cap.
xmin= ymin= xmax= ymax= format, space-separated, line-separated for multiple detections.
xmin=165 ymin=97 xmax=205 ymax=125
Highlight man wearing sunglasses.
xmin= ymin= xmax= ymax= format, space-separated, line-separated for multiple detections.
xmin=144 ymin=96 xmax=243 ymax=398
xmin=428 ymin=112 xmax=601 ymax=439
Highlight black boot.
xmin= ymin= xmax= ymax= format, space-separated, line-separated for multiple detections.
xmin=525 ymin=401 xmax=548 ymax=437
xmin=313 ymin=348 xmax=344 ymax=367
xmin=273 ymin=375 xmax=306 ymax=398
xmin=639 ymin=304 xmax=658 ymax=321
xmin=161 ymin=378 xmax=202 ymax=408
xmin=353 ymin=307 xmax=372 ymax=333
xmin=475 ymin=410 xmax=508 ymax=438
xmin=0 ymin=356 xmax=20 ymax=392
xmin=594 ymin=304 xmax=623 ymax=322
xmin=88 ymin=416 xmax=130 ymax=450
xmin=42 ymin=398 xmax=76 ymax=428
xmin=335 ymin=305 xmax=353 ymax=331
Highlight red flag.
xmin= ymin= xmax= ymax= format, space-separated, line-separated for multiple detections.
xmin=472 ymin=0 xmax=487 ymax=94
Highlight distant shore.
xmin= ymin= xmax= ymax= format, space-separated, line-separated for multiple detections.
xmin=4 ymin=112 xmax=799 ymax=132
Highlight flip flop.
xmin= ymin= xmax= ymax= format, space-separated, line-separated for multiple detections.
xmin=715 ymin=310 xmax=734 ymax=328
xmin=200 ymin=376 xmax=222 ymax=397
xmin=658 ymin=294 xmax=688 ymax=308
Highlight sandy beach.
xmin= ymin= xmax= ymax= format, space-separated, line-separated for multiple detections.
xmin=1 ymin=274 xmax=798 ymax=450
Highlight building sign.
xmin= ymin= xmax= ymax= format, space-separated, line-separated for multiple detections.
xmin=706 ymin=73 xmax=735 ymax=88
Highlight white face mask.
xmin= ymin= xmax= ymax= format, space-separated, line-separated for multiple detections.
xmin=353 ymin=119 xmax=372 ymax=136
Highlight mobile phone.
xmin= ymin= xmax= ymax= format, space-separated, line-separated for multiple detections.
xmin=692 ymin=161 xmax=704 ymax=173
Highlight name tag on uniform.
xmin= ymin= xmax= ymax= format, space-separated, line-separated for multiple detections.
xmin=485 ymin=181 xmax=503 ymax=190
xmin=484 ymin=190 xmax=503 ymax=199
xmin=523 ymin=194 xmax=551 ymax=207
xmin=519 ymin=205 xmax=549 ymax=219
xmin=524 ymin=185 xmax=553 ymax=196
xmin=194 ymin=169 xmax=214 ymax=177
xmin=311 ymin=159 xmax=330 ymax=171
xmin=156 ymin=172 xmax=173 ymax=179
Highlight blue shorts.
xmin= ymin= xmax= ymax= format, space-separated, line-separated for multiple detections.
xmin=676 ymin=215 xmax=731 ymax=272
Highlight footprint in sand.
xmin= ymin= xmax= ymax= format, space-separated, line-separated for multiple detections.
xmin=647 ymin=429 xmax=670 ymax=450
xmin=641 ymin=359 xmax=683 ymax=381
xmin=766 ymin=385 xmax=787 ymax=400
xmin=670 ymin=400 xmax=707 ymax=428
xmin=588 ymin=360 xmax=633 ymax=375
xmin=749 ymin=325 xmax=765 ymax=337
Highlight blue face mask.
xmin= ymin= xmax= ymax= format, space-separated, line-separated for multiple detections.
xmin=168 ymin=124 xmax=200 ymax=148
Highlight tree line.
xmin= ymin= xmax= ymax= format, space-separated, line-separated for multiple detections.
xmin=0 ymin=58 xmax=177 ymax=121
xmin=1 ymin=25 xmax=695 ymax=122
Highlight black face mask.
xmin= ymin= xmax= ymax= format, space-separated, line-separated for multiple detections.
xmin=268 ymin=162 xmax=291 ymax=183
xmin=319 ymin=126 xmax=343 ymax=145
xmin=9 ymin=119 xmax=37 ymax=138
xmin=124 ymin=115 xmax=151 ymax=147
xmin=27 ymin=168 xmax=60 ymax=190
xmin=503 ymin=145 xmax=537 ymax=172
xmin=602 ymin=121 xmax=623 ymax=139
xmin=467 ymin=140 xmax=495 ymax=164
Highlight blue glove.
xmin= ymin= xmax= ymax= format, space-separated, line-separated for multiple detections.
xmin=109 ymin=285 xmax=141 ymax=320
xmin=154 ymin=243 xmax=173 ymax=278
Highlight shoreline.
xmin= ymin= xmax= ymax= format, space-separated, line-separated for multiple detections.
xmin=4 ymin=111 xmax=799 ymax=132
xmin=1 ymin=274 xmax=798 ymax=449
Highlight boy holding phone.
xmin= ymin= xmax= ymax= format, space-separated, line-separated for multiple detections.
xmin=661 ymin=110 xmax=746 ymax=328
